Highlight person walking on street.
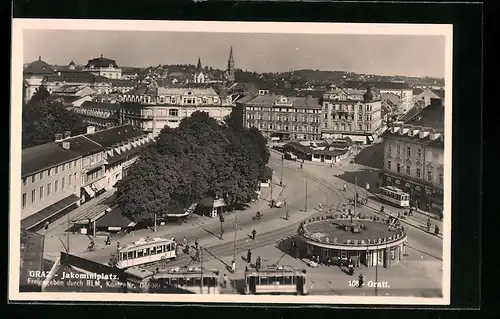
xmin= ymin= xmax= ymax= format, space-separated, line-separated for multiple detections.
xmin=252 ymin=229 xmax=257 ymax=240
xmin=434 ymin=225 xmax=440 ymax=236
xmin=380 ymin=205 xmax=385 ymax=213
xmin=285 ymin=210 xmax=290 ymax=220
xmin=397 ymin=211 xmax=401 ymax=219
xmin=256 ymin=256 xmax=262 ymax=270
xmin=408 ymin=207 xmax=413 ymax=216
xmin=183 ymin=236 xmax=187 ymax=246
xmin=231 ymin=260 xmax=236 ymax=273
xmin=343 ymin=183 xmax=347 ymax=192
xmin=247 ymin=249 xmax=252 ymax=264
xmin=44 ymin=221 xmax=50 ymax=231
xmin=195 ymin=239 xmax=199 ymax=250
xmin=427 ymin=219 xmax=432 ymax=232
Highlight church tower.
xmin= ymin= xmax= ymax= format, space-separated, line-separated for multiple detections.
xmin=227 ymin=46 xmax=235 ymax=83
xmin=193 ymin=57 xmax=205 ymax=84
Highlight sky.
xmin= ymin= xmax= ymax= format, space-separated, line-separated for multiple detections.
xmin=23 ymin=30 xmax=445 ymax=78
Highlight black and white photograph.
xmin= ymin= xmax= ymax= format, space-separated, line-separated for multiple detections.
xmin=10 ymin=20 xmax=452 ymax=305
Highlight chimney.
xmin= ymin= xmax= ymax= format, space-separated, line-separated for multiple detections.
xmin=86 ymin=126 xmax=96 ymax=134
xmin=62 ymin=141 xmax=70 ymax=150
xmin=64 ymin=131 xmax=71 ymax=139
xmin=54 ymin=133 xmax=63 ymax=141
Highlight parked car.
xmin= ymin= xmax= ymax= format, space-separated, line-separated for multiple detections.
xmin=284 ymin=152 xmax=297 ymax=160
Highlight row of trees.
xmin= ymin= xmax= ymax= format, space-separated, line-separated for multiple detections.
xmin=22 ymin=86 xmax=87 ymax=149
xmin=115 ymin=111 xmax=269 ymax=225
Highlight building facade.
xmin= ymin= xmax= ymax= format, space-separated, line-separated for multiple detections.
xmin=73 ymin=101 xmax=121 ymax=130
xmin=193 ymin=58 xmax=206 ymax=84
xmin=82 ymin=54 xmax=122 ymax=79
xmin=23 ymin=56 xmax=55 ymax=103
xmin=242 ymin=95 xmax=323 ymax=141
xmin=42 ymin=72 xmax=112 ymax=95
xmin=321 ymin=88 xmax=383 ymax=144
xmin=379 ymin=103 xmax=445 ymax=216
xmin=21 ymin=141 xmax=82 ymax=230
xmin=119 ymin=86 xmax=231 ymax=137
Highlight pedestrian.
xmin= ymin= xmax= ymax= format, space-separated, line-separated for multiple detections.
xmin=175 ymin=243 xmax=179 ymax=255
xmin=195 ymin=239 xmax=199 ymax=249
xmin=434 ymin=225 xmax=440 ymax=236
xmin=427 ymin=219 xmax=431 ymax=232
xmin=231 ymin=260 xmax=236 ymax=273
xmin=397 ymin=211 xmax=401 ymax=219
xmin=105 ymin=235 xmax=111 ymax=245
xmin=252 ymin=229 xmax=257 ymax=240
xmin=222 ymin=274 xmax=228 ymax=288
xmin=116 ymin=242 xmax=120 ymax=250
xmin=194 ymin=248 xmax=200 ymax=261
xmin=380 ymin=205 xmax=385 ymax=213
xmin=285 ymin=210 xmax=290 ymax=220
xmin=256 ymin=256 xmax=262 ymax=270
xmin=358 ymin=274 xmax=364 ymax=288
xmin=343 ymin=184 xmax=347 ymax=192
xmin=44 ymin=221 xmax=50 ymax=230
xmin=183 ymin=236 xmax=187 ymax=246
xmin=408 ymin=208 xmax=413 ymax=216
xmin=247 ymin=249 xmax=252 ymax=264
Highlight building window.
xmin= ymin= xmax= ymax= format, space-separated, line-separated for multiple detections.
xmin=39 ymin=171 xmax=44 ymax=180
xmin=388 ymin=143 xmax=392 ymax=154
xmin=406 ymin=146 xmax=411 ymax=157
xmin=55 ymin=166 xmax=58 ymax=174
xmin=387 ymin=161 xmax=392 ymax=170
xmin=31 ymin=189 xmax=36 ymax=205
xmin=396 ymin=145 xmax=401 ymax=155
xmin=439 ymin=173 xmax=443 ymax=185
xmin=62 ymin=177 xmax=66 ymax=190
xmin=396 ymin=163 xmax=401 ymax=173
xmin=427 ymin=170 xmax=433 ymax=182
xmin=169 ymin=109 xmax=178 ymax=116
xmin=39 ymin=186 xmax=44 ymax=200
xmin=406 ymin=165 xmax=411 ymax=175
xmin=31 ymin=175 xmax=36 ymax=183
xmin=55 ymin=180 xmax=59 ymax=192
xmin=23 ymin=178 xmax=27 ymax=186
xmin=22 ymin=193 xmax=26 ymax=209
xmin=417 ymin=148 xmax=422 ymax=159
xmin=48 ymin=168 xmax=52 ymax=176
xmin=358 ymin=124 xmax=362 ymax=131
xmin=69 ymin=175 xmax=72 ymax=186
xmin=416 ymin=168 xmax=421 ymax=179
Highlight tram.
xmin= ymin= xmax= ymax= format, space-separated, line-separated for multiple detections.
xmin=377 ymin=186 xmax=410 ymax=207
xmin=116 ymin=237 xmax=177 ymax=269
xmin=244 ymin=265 xmax=308 ymax=295
xmin=152 ymin=267 xmax=221 ymax=294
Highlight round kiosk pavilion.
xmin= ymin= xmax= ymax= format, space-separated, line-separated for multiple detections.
xmin=297 ymin=214 xmax=408 ymax=268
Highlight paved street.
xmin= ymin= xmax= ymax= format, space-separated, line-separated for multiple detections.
xmin=43 ymin=153 xmax=350 ymax=261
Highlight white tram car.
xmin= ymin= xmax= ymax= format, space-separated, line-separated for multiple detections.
xmin=377 ymin=186 xmax=410 ymax=208
xmin=244 ymin=265 xmax=308 ymax=295
xmin=154 ymin=267 xmax=221 ymax=294
xmin=116 ymin=237 xmax=177 ymax=269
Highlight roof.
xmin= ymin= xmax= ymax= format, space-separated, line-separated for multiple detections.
xmin=109 ymin=79 xmax=135 ymax=87
xmin=23 ymin=57 xmax=54 ymax=75
xmin=43 ymin=72 xmax=110 ymax=85
xmin=106 ymin=145 xmax=146 ymax=164
xmin=342 ymin=81 xmax=411 ymax=91
xmin=22 ymin=142 xmax=81 ymax=178
xmin=53 ymin=84 xmax=89 ymax=94
xmin=399 ymin=106 xmax=421 ymax=122
xmin=413 ymin=88 xmax=424 ymax=95
xmin=404 ymin=103 xmax=444 ymax=130
xmin=85 ymin=55 xmax=119 ymax=68
xmin=85 ymin=124 xmax=145 ymax=148
xmin=228 ymin=82 xmax=259 ymax=94
xmin=21 ymin=194 xmax=80 ymax=230
xmin=96 ymin=206 xmax=135 ymax=228
xmin=56 ymin=135 xmax=103 ymax=157
xmin=156 ymin=87 xmax=218 ymax=96
xmin=242 ymin=95 xmax=322 ymax=109
xmin=80 ymin=101 xmax=122 ymax=111
xmin=431 ymin=89 xmax=445 ymax=100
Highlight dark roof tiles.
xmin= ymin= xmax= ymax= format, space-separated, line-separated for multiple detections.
xmin=56 ymin=136 xmax=103 ymax=157
xmin=22 ymin=143 xmax=81 ymax=177
xmin=85 ymin=124 xmax=145 ymax=148
xmin=80 ymin=101 xmax=121 ymax=111
xmin=23 ymin=57 xmax=54 ymax=75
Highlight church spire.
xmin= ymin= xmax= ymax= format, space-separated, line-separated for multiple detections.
xmin=196 ymin=57 xmax=202 ymax=73
xmin=229 ymin=46 xmax=234 ymax=61
xmin=227 ymin=46 xmax=235 ymax=83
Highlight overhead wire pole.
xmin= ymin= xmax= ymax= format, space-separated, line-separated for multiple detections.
xmin=233 ymin=215 xmax=238 ymax=294
xmin=353 ymin=177 xmax=358 ymax=223
xmin=66 ymin=212 xmax=70 ymax=253
xmin=304 ymin=175 xmax=308 ymax=212
xmin=280 ymin=155 xmax=284 ymax=186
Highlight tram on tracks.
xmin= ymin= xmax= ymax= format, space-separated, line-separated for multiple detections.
xmin=116 ymin=237 xmax=177 ymax=269
xmin=377 ymin=186 xmax=410 ymax=208
xmin=244 ymin=265 xmax=308 ymax=295
xmin=152 ymin=266 xmax=221 ymax=294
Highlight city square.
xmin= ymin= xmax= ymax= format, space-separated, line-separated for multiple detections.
xmin=15 ymin=23 xmax=447 ymax=301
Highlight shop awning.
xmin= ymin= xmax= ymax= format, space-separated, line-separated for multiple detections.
xmin=21 ymin=194 xmax=80 ymax=230
xmin=96 ymin=206 xmax=136 ymax=229
xmin=83 ymin=185 xmax=95 ymax=198
xmin=93 ymin=180 xmax=105 ymax=191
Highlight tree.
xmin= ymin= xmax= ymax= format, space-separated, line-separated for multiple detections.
xmin=22 ymin=99 xmax=87 ymax=149
xmin=116 ymin=110 xmax=269 ymax=225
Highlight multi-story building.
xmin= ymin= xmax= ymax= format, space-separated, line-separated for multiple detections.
xmin=379 ymin=101 xmax=445 ymax=216
xmin=21 ymin=139 xmax=82 ymax=230
xmin=45 ymin=84 xmax=96 ymax=108
xmin=82 ymin=54 xmax=122 ymax=79
xmin=321 ymin=87 xmax=383 ymax=144
xmin=109 ymin=79 xmax=135 ymax=93
xmin=20 ymin=125 xmax=152 ymax=230
xmin=241 ymin=94 xmax=322 ymax=141
xmin=73 ymin=101 xmax=121 ymax=130
xmin=23 ymin=56 xmax=55 ymax=103
xmin=119 ymin=86 xmax=232 ymax=137
xmin=343 ymin=81 xmax=414 ymax=114
xmin=42 ymin=71 xmax=112 ymax=95
xmin=412 ymin=88 xmax=445 ymax=109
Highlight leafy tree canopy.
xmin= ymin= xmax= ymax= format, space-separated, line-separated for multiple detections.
xmin=116 ymin=111 xmax=269 ymax=224
xmin=22 ymin=96 xmax=87 ymax=149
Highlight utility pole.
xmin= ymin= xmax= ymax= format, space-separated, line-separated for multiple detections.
xmin=93 ymin=209 xmax=96 ymax=238
xmin=66 ymin=212 xmax=70 ymax=253
xmin=304 ymin=175 xmax=308 ymax=212
xmin=375 ymin=245 xmax=379 ymax=296
xmin=219 ymin=213 xmax=224 ymax=240
xmin=200 ymin=246 xmax=204 ymax=294
xmin=233 ymin=215 xmax=238 ymax=294
xmin=280 ymin=155 xmax=284 ymax=186
xmin=353 ymin=177 xmax=358 ymax=223
xmin=154 ymin=213 xmax=157 ymax=232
